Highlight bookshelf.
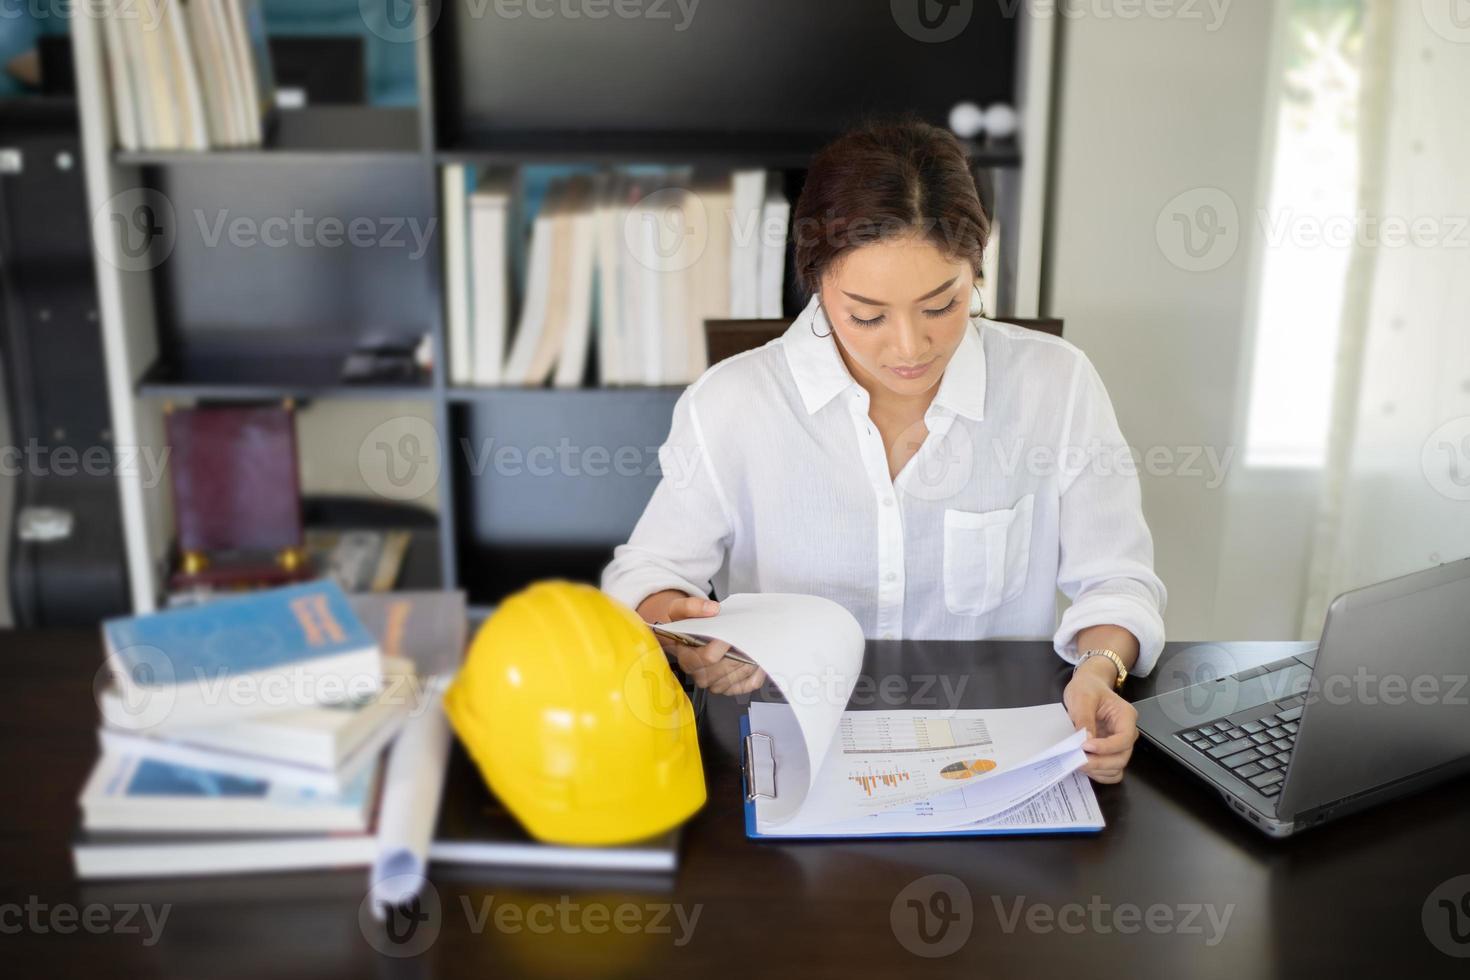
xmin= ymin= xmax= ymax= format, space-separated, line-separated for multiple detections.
xmin=72 ymin=5 xmax=1057 ymax=613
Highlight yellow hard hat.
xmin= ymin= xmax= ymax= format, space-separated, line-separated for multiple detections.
xmin=443 ymin=580 xmax=706 ymax=846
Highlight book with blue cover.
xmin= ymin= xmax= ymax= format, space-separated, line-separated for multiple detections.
xmin=101 ymin=580 xmax=382 ymax=731
xmin=78 ymin=752 xmax=381 ymax=834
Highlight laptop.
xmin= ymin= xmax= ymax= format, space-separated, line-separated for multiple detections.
xmin=1136 ymin=557 xmax=1470 ymax=838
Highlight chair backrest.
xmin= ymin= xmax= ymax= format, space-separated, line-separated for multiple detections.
xmin=704 ymin=316 xmax=1065 ymax=366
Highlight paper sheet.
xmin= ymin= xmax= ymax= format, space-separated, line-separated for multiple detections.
xmin=664 ymin=593 xmax=864 ymax=824
xmin=666 ymin=593 xmax=1092 ymax=834
xmin=749 ymin=700 xmax=1089 ymax=834
xmin=368 ymin=677 xmax=452 ymax=915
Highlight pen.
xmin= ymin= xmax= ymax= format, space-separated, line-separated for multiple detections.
xmin=650 ymin=624 xmax=759 ymax=667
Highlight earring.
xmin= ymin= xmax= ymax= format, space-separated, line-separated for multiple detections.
xmin=969 ymin=284 xmax=985 ymax=318
xmin=812 ymin=301 xmax=833 ymax=338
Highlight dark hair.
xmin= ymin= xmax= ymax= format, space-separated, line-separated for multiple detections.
xmin=792 ymin=116 xmax=990 ymax=297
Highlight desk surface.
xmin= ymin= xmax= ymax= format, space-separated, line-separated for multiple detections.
xmin=4 ymin=632 xmax=1468 ymax=978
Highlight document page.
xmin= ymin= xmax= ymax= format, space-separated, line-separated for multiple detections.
xmin=749 ymin=701 xmax=1090 ymax=834
xmin=665 ymin=593 xmax=1098 ymax=837
xmin=665 ymin=593 xmax=864 ymax=824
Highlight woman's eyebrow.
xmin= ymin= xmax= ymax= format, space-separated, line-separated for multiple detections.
xmin=841 ymin=277 xmax=957 ymax=307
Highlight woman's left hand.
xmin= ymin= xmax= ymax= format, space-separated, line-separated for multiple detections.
xmin=1063 ymin=669 xmax=1140 ymax=784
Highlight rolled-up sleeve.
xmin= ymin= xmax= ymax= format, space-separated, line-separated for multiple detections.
xmin=1051 ymin=353 xmax=1168 ymax=675
xmin=600 ymin=385 xmax=734 ymax=614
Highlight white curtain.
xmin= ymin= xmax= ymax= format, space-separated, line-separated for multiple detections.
xmin=1300 ymin=0 xmax=1470 ymax=636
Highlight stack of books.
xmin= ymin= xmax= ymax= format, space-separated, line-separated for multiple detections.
xmin=98 ymin=0 xmax=276 ymax=152
xmin=73 ymin=580 xmax=416 ymax=879
xmin=444 ymin=166 xmax=792 ymax=388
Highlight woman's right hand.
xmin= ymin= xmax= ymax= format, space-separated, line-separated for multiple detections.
xmin=636 ymin=590 xmax=766 ymax=696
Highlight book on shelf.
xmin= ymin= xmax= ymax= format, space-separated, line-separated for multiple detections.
xmin=758 ymin=182 xmax=791 ymax=320
xmin=594 ymin=174 xmax=628 ymax=386
xmin=100 ymin=2 xmax=140 ymax=151
xmin=447 ymin=166 xmax=789 ymax=389
xmin=162 ymin=0 xmax=209 ymax=150
xmin=501 ymin=179 xmax=559 ymax=383
xmin=624 ymin=176 xmax=668 ymax=385
xmin=469 ymin=168 xmax=515 ymax=386
xmin=980 ymin=214 xmax=1002 ymax=318
xmin=518 ymin=176 xmax=595 ymax=386
xmin=304 ymin=528 xmax=413 ymax=594
xmin=729 ymin=168 xmax=768 ymax=319
xmin=99 ymin=0 xmax=276 ymax=152
xmin=443 ymin=163 xmax=473 ymax=386
xmin=552 ymin=178 xmax=600 ymax=388
xmin=688 ymin=170 xmax=733 ymax=378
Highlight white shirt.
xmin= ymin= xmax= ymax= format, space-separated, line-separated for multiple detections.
xmin=601 ymin=295 xmax=1168 ymax=674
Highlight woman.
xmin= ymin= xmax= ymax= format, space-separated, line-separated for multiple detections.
xmin=601 ymin=119 xmax=1166 ymax=783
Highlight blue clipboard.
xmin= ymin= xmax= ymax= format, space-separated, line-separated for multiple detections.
xmin=738 ymin=714 xmax=1104 ymax=840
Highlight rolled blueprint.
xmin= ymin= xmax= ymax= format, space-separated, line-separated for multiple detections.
xmin=368 ymin=676 xmax=452 ymax=915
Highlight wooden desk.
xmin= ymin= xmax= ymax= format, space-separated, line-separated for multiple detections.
xmin=4 ymin=633 xmax=1468 ymax=978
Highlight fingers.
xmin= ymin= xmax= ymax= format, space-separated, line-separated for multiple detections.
xmin=709 ymin=665 xmax=766 ymax=696
xmin=674 ymin=638 xmax=729 ymax=671
xmin=670 ymin=596 xmax=720 ymax=620
xmin=1082 ymin=737 xmax=1134 ymax=783
xmin=1066 ymin=697 xmax=1098 ymax=740
xmin=1080 ymin=695 xmax=1138 ymax=782
xmin=678 ymin=641 xmax=765 ymax=696
xmin=678 ymin=641 xmax=761 ymax=692
xmin=676 ymin=639 xmax=730 ymax=679
xmin=1083 ymin=729 xmax=1136 ymax=756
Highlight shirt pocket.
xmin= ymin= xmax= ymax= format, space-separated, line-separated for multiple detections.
xmin=941 ymin=494 xmax=1035 ymax=617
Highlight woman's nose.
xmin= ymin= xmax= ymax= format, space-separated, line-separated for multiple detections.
xmin=893 ymin=320 xmax=928 ymax=361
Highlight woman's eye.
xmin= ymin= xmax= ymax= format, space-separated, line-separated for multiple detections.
xmin=850 ymin=313 xmax=886 ymax=328
xmin=923 ymin=297 xmax=958 ymax=318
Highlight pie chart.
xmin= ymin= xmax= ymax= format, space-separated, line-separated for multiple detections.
xmin=939 ymin=759 xmax=998 ymax=780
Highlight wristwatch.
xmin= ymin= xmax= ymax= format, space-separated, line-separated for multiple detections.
xmin=1076 ymin=648 xmax=1127 ymax=690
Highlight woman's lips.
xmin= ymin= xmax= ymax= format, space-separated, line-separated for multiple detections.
xmin=887 ymin=359 xmax=935 ymax=380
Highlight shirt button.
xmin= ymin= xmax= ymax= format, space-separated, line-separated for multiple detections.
xmin=881 ymin=632 xmax=895 ymax=640
xmin=882 ymin=497 xmax=894 ymax=507
xmin=884 ymin=571 xmax=897 ymax=583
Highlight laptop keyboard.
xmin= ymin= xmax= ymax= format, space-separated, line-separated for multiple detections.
xmin=1176 ymin=695 xmax=1307 ymax=797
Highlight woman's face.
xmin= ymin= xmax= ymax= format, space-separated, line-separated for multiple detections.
xmin=819 ymin=234 xmax=974 ymax=404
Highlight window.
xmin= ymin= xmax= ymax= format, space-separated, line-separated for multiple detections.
xmin=1244 ymin=0 xmax=1366 ymax=468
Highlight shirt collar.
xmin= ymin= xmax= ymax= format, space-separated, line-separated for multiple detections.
xmin=782 ymin=295 xmax=988 ymax=421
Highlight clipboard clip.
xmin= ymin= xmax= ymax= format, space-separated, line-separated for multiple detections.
xmin=743 ymin=731 xmax=777 ymax=802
